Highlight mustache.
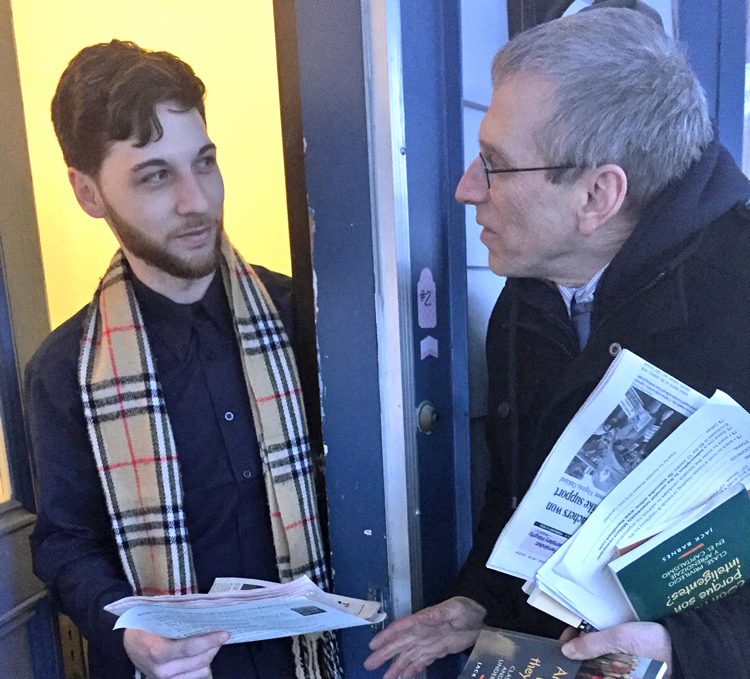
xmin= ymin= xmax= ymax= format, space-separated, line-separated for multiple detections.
xmin=171 ymin=215 xmax=223 ymax=236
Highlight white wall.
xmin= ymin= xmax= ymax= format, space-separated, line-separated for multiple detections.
xmin=461 ymin=0 xmax=508 ymax=522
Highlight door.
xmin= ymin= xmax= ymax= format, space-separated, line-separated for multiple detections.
xmin=0 ymin=2 xmax=65 ymax=676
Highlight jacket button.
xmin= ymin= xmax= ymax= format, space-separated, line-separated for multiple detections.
xmin=497 ymin=401 xmax=510 ymax=418
xmin=609 ymin=342 xmax=621 ymax=357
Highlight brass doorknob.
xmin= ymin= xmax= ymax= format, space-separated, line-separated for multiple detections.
xmin=417 ymin=401 xmax=439 ymax=434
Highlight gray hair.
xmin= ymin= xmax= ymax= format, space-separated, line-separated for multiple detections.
xmin=491 ymin=8 xmax=713 ymax=208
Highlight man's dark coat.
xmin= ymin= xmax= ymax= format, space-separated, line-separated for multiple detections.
xmin=453 ymin=140 xmax=750 ymax=679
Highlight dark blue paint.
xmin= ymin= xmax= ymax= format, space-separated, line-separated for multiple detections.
xmin=679 ymin=0 xmax=720 ymax=114
xmin=717 ymin=0 xmax=746 ymax=162
xmin=679 ymin=0 xmax=747 ymax=164
xmin=27 ymin=597 xmax=66 ymax=679
xmin=443 ymin=8 xmax=474 ymax=574
xmin=0 ymin=264 xmax=35 ymax=513
xmin=0 ymin=267 xmax=63 ymax=675
xmin=294 ymin=2 xmax=389 ymax=677
xmin=400 ymin=0 xmax=469 ymax=676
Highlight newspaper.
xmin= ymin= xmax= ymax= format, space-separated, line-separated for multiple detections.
xmin=105 ymin=575 xmax=386 ymax=642
xmin=534 ymin=391 xmax=750 ymax=629
xmin=486 ymin=349 xmax=707 ymax=580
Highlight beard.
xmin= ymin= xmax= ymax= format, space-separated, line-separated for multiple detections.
xmin=105 ymin=202 xmax=224 ymax=280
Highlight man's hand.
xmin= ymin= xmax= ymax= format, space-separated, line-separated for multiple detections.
xmin=363 ymin=596 xmax=486 ymax=679
xmin=561 ymin=622 xmax=672 ymax=678
xmin=123 ymin=628 xmax=230 ymax=679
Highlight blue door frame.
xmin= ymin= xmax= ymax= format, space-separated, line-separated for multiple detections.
xmin=678 ymin=0 xmax=746 ymax=164
xmin=400 ymin=0 xmax=472 ymax=618
xmin=293 ymin=1 xmax=390 ymax=676
xmin=0 ymin=2 xmax=65 ymax=675
xmin=292 ymin=1 xmax=469 ymax=677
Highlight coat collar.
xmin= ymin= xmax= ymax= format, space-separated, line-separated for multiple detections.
xmin=507 ymin=140 xmax=749 ymax=340
xmin=599 ymin=139 xmax=750 ymax=302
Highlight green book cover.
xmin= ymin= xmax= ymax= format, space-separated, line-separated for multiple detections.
xmin=459 ymin=628 xmax=666 ymax=679
xmin=611 ymin=485 xmax=750 ymax=621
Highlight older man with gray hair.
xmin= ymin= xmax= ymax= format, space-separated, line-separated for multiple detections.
xmin=365 ymin=7 xmax=750 ymax=679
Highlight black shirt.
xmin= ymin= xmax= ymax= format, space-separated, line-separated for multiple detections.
xmin=27 ymin=265 xmax=297 ymax=679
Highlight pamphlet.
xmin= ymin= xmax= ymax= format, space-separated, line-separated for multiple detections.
xmin=458 ymin=627 xmax=667 ymax=679
xmin=105 ymin=575 xmax=386 ymax=643
xmin=609 ymin=484 xmax=750 ymax=621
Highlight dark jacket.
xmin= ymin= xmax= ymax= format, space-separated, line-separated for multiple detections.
xmin=453 ymin=140 xmax=750 ymax=678
xmin=27 ymin=264 xmax=297 ymax=679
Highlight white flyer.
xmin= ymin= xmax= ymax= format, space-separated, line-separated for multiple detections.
xmin=106 ymin=575 xmax=386 ymax=642
xmin=487 ymin=350 xmax=707 ymax=580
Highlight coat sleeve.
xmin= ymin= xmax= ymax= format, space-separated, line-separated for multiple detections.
xmin=451 ymin=287 xmax=566 ymax=639
xmin=26 ymin=320 xmax=134 ymax=669
xmin=450 ymin=457 xmax=567 ymax=638
xmin=451 ymin=290 xmax=519 ymax=617
xmin=660 ymin=587 xmax=750 ymax=679
xmin=450 ymin=480 xmax=522 ymax=614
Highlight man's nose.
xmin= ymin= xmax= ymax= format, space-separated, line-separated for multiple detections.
xmin=175 ymin=172 xmax=210 ymax=214
xmin=455 ymin=156 xmax=488 ymax=205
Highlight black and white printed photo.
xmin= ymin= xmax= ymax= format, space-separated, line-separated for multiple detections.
xmin=564 ymin=387 xmax=686 ymax=492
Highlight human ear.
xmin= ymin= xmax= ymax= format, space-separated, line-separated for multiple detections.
xmin=68 ymin=167 xmax=106 ymax=219
xmin=576 ymin=164 xmax=628 ymax=237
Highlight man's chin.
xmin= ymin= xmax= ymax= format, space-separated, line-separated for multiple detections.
xmin=157 ymin=228 xmax=223 ymax=279
xmin=487 ymin=256 xmax=513 ymax=278
xmin=175 ymin=253 xmax=221 ymax=280
xmin=141 ymin=247 xmax=220 ymax=280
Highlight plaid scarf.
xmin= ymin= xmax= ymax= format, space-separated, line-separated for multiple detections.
xmin=78 ymin=240 xmax=341 ymax=679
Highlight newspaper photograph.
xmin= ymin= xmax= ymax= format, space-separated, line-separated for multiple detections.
xmin=486 ymin=350 xmax=708 ymax=580
xmin=563 ymin=388 xmax=685 ymax=494
xmin=534 ymin=391 xmax=750 ymax=629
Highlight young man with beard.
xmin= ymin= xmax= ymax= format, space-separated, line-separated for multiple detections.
xmin=27 ymin=40 xmax=339 ymax=679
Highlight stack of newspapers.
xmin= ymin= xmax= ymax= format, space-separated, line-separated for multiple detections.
xmin=105 ymin=575 xmax=386 ymax=642
xmin=487 ymin=349 xmax=750 ymax=630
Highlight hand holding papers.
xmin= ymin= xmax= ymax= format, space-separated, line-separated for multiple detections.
xmin=458 ymin=627 xmax=667 ymax=679
xmin=535 ymin=391 xmax=750 ymax=629
xmin=485 ymin=349 xmax=750 ymax=630
xmin=106 ymin=576 xmax=386 ymax=643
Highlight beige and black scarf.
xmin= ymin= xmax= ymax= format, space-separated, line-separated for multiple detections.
xmin=78 ymin=238 xmax=341 ymax=679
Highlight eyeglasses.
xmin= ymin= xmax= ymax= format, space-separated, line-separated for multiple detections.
xmin=479 ymin=152 xmax=576 ymax=189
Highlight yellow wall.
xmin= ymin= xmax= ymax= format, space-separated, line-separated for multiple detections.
xmin=11 ymin=0 xmax=291 ymax=329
